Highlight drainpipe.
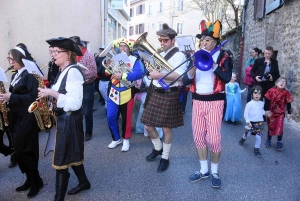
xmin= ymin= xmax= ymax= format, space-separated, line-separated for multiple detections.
xmin=104 ymin=0 xmax=108 ymax=45
xmin=238 ymin=0 xmax=247 ymax=84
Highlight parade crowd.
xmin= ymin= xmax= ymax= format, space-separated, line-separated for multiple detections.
xmin=0 ymin=19 xmax=294 ymax=201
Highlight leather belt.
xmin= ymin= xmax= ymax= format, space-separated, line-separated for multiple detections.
xmin=152 ymin=86 xmax=179 ymax=94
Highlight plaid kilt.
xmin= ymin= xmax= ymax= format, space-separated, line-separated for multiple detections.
xmin=141 ymin=90 xmax=183 ymax=128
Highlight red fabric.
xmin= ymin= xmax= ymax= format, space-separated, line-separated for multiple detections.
xmin=124 ymin=98 xmax=134 ymax=139
xmin=243 ymin=66 xmax=255 ymax=85
xmin=76 ymin=48 xmax=87 ymax=62
xmin=265 ymin=87 xmax=294 ymax=136
xmin=43 ymin=79 xmax=50 ymax=88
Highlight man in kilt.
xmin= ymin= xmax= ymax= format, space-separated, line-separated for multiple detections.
xmin=183 ymin=20 xmax=232 ymax=188
xmin=141 ymin=23 xmax=186 ymax=172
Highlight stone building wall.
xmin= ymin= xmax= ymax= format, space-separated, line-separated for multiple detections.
xmin=243 ymin=0 xmax=300 ymax=121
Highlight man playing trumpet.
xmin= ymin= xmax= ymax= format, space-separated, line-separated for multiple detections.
xmin=183 ymin=20 xmax=232 ymax=188
xmin=141 ymin=24 xmax=186 ymax=172
xmin=105 ymin=38 xmax=143 ymax=152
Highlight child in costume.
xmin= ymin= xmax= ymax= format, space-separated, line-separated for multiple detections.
xmin=224 ymin=73 xmax=246 ymax=123
xmin=239 ymin=86 xmax=266 ymax=158
xmin=264 ymin=77 xmax=293 ymax=151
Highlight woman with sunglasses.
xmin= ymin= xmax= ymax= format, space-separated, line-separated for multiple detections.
xmin=0 ymin=47 xmax=43 ymax=198
xmin=37 ymin=37 xmax=90 ymax=201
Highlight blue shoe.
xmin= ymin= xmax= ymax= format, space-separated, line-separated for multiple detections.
xmin=277 ymin=141 xmax=283 ymax=151
xmin=265 ymin=140 xmax=271 ymax=148
xmin=188 ymin=171 xmax=209 ymax=182
xmin=211 ymin=173 xmax=221 ymax=188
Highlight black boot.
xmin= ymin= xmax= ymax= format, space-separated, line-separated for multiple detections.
xmin=157 ymin=158 xmax=170 ymax=172
xmin=67 ymin=165 xmax=90 ymax=195
xmin=146 ymin=149 xmax=163 ymax=161
xmin=16 ymin=172 xmax=31 ymax=192
xmin=54 ymin=172 xmax=70 ymax=201
xmin=9 ymin=153 xmax=17 ymax=168
xmin=27 ymin=171 xmax=43 ymax=198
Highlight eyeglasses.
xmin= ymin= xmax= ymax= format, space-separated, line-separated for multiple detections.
xmin=278 ymin=80 xmax=286 ymax=84
xmin=7 ymin=57 xmax=15 ymax=62
xmin=52 ymin=50 xmax=67 ymax=55
xmin=158 ymin=38 xmax=170 ymax=43
xmin=200 ymin=38 xmax=216 ymax=43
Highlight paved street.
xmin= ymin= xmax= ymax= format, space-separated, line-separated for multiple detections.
xmin=1 ymin=94 xmax=300 ymax=201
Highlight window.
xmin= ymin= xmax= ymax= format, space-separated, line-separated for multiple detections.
xmin=108 ymin=15 xmax=117 ymax=42
xmin=136 ymin=4 xmax=145 ymax=15
xmin=122 ymin=27 xmax=127 ymax=38
xmin=129 ymin=26 xmax=134 ymax=36
xmin=177 ymin=23 xmax=183 ymax=34
xmin=178 ymin=0 xmax=183 ymax=11
xmin=130 ymin=8 xmax=134 ymax=17
xmin=158 ymin=2 xmax=163 ymax=13
xmin=135 ymin=23 xmax=145 ymax=34
xmin=158 ymin=23 xmax=163 ymax=30
xmin=148 ymin=4 xmax=152 ymax=15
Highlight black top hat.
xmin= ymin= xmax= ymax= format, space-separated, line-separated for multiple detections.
xmin=46 ymin=37 xmax=82 ymax=56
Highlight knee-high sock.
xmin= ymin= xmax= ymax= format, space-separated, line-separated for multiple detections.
xmin=151 ymin=137 xmax=162 ymax=151
xmin=255 ymin=135 xmax=261 ymax=148
xmin=161 ymin=143 xmax=171 ymax=160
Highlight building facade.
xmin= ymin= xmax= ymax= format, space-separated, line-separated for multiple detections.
xmin=242 ymin=0 xmax=300 ymax=121
xmin=0 ymin=0 xmax=130 ymax=82
xmin=129 ymin=0 xmax=204 ymax=50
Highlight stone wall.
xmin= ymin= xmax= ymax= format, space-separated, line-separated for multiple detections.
xmin=243 ymin=0 xmax=300 ymax=121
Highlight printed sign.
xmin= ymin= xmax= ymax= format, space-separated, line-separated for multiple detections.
xmin=111 ymin=0 xmax=124 ymax=10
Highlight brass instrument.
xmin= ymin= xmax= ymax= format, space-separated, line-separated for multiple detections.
xmin=39 ymin=63 xmax=49 ymax=70
xmin=0 ymin=81 xmax=9 ymax=130
xmin=101 ymin=44 xmax=136 ymax=88
xmin=134 ymin=32 xmax=174 ymax=72
xmin=28 ymin=73 xmax=53 ymax=131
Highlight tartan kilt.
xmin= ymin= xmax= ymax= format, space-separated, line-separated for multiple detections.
xmin=141 ymin=90 xmax=183 ymax=128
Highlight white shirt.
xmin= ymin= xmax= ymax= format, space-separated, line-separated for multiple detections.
xmin=152 ymin=47 xmax=186 ymax=87
xmin=52 ymin=66 xmax=84 ymax=112
xmin=244 ymin=100 xmax=265 ymax=123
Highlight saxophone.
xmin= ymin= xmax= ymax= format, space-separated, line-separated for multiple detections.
xmin=0 ymin=81 xmax=9 ymax=130
xmin=28 ymin=73 xmax=52 ymax=131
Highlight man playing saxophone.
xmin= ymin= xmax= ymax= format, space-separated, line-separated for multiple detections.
xmin=105 ymin=38 xmax=143 ymax=152
xmin=140 ymin=24 xmax=186 ymax=172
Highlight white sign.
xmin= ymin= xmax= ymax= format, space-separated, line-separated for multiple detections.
xmin=176 ymin=35 xmax=195 ymax=52
xmin=111 ymin=0 xmax=124 ymax=10
xmin=112 ymin=52 xmax=130 ymax=65
xmin=22 ymin=59 xmax=43 ymax=77
xmin=0 ymin=68 xmax=8 ymax=82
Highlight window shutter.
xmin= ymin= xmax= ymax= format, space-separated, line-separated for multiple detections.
xmin=254 ymin=0 xmax=265 ymax=19
xmin=142 ymin=4 xmax=145 ymax=14
xmin=135 ymin=25 xmax=138 ymax=34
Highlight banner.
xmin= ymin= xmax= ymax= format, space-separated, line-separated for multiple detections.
xmin=111 ymin=0 xmax=123 ymax=10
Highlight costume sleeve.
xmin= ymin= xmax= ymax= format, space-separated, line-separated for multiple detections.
xmin=214 ymin=57 xmax=232 ymax=83
xmin=182 ymin=72 xmax=194 ymax=86
xmin=9 ymin=74 xmax=39 ymax=105
xmin=123 ymin=59 xmax=143 ymax=81
xmin=244 ymin=102 xmax=250 ymax=123
xmin=56 ymin=68 xmax=84 ymax=111
xmin=237 ymin=83 xmax=246 ymax=93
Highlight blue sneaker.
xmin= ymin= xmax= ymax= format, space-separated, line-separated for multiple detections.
xmin=211 ymin=173 xmax=221 ymax=188
xmin=188 ymin=171 xmax=209 ymax=182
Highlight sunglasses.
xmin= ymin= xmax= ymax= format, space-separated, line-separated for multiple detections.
xmin=158 ymin=38 xmax=170 ymax=43
xmin=200 ymin=38 xmax=216 ymax=43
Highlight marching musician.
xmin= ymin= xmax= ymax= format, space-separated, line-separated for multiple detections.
xmin=183 ymin=20 xmax=232 ymax=188
xmin=140 ymin=24 xmax=186 ymax=172
xmin=0 ymin=47 xmax=43 ymax=198
xmin=37 ymin=37 xmax=90 ymax=200
xmin=105 ymin=38 xmax=143 ymax=152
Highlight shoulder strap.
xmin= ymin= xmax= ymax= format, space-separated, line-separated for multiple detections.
xmin=58 ymin=65 xmax=84 ymax=94
xmin=164 ymin=47 xmax=179 ymax=61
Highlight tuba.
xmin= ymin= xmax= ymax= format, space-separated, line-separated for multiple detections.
xmin=101 ymin=43 xmax=136 ymax=88
xmin=28 ymin=73 xmax=53 ymax=131
xmin=0 ymin=81 xmax=9 ymax=130
xmin=134 ymin=32 xmax=174 ymax=72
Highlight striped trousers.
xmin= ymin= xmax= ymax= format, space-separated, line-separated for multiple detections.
xmin=192 ymin=100 xmax=224 ymax=153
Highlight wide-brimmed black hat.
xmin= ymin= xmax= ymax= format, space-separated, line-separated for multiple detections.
xmin=69 ymin=36 xmax=86 ymax=47
xmin=46 ymin=37 xmax=82 ymax=56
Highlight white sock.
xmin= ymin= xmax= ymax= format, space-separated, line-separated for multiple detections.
xmin=211 ymin=162 xmax=218 ymax=174
xmin=242 ymin=134 xmax=247 ymax=139
xmin=151 ymin=137 xmax=162 ymax=151
xmin=199 ymin=160 xmax=208 ymax=174
xmin=161 ymin=143 xmax=171 ymax=160
xmin=255 ymin=135 xmax=261 ymax=148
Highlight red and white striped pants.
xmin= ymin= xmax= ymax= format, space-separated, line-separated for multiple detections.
xmin=192 ymin=100 xmax=224 ymax=153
